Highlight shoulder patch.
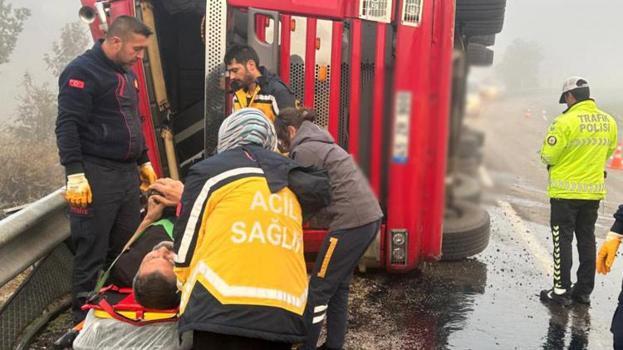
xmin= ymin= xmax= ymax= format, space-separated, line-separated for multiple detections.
xmin=547 ymin=136 xmax=557 ymax=146
xmin=68 ymin=79 xmax=85 ymax=89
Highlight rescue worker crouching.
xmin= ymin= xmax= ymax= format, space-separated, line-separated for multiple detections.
xmin=276 ymin=108 xmax=383 ymax=350
xmin=539 ymin=76 xmax=618 ymax=306
xmin=173 ymin=108 xmax=331 ymax=349
xmin=225 ymin=44 xmax=296 ymax=122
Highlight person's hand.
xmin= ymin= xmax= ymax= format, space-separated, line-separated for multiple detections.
xmin=597 ymin=231 xmax=623 ymax=274
xmin=144 ymin=195 xmax=166 ymax=222
xmin=65 ymin=173 xmax=92 ymax=208
xmin=139 ymin=162 xmax=158 ymax=192
xmin=148 ymin=178 xmax=184 ymax=207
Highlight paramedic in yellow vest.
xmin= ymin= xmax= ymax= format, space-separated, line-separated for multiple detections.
xmin=539 ymin=76 xmax=618 ymax=306
xmin=225 ymin=45 xmax=296 ymax=122
xmin=173 ymin=108 xmax=329 ymax=349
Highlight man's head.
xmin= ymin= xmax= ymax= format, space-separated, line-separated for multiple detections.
xmin=133 ymin=242 xmax=179 ymax=309
xmin=217 ymin=108 xmax=277 ymax=153
xmin=559 ymin=76 xmax=590 ymax=107
xmin=103 ymin=16 xmax=153 ymax=67
xmin=224 ymin=45 xmax=261 ymax=90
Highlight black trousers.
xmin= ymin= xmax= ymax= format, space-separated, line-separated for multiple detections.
xmin=302 ymin=220 xmax=381 ymax=350
xmin=549 ymin=198 xmax=599 ymax=295
xmin=612 ymin=280 xmax=623 ymax=349
xmin=69 ymin=158 xmax=140 ymax=323
xmin=192 ymin=331 xmax=292 ymax=350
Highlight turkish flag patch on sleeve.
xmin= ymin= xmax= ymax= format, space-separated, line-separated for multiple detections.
xmin=68 ymin=79 xmax=85 ymax=89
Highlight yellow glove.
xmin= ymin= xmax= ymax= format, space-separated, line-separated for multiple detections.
xmin=597 ymin=231 xmax=623 ymax=274
xmin=139 ymin=162 xmax=158 ymax=192
xmin=65 ymin=173 xmax=92 ymax=208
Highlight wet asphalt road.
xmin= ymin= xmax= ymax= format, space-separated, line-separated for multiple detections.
xmin=345 ymin=94 xmax=623 ymax=349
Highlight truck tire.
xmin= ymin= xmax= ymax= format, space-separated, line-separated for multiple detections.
xmin=458 ymin=133 xmax=481 ymax=157
xmin=441 ymin=201 xmax=490 ymax=261
xmin=463 ymin=127 xmax=485 ymax=146
xmin=456 ymin=153 xmax=482 ymax=175
xmin=469 ymin=34 xmax=495 ymax=46
xmin=456 ymin=0 xmax=506 ymax=23
xmin=452 ymin=173 xmax=482 ymax=203
xmin=461 ymin=19 xmax=505 ymax=36
xmin=456 ymin=8 xmax=505 ymax=22
xmin=466 ymin=43 xmax=494 ymax=66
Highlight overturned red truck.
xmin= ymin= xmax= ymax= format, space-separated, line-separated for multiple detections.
xmin=77 ymin=0 xmax=502 ymax=273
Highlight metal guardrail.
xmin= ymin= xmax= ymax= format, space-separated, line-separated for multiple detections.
xmin=0 ymin=188 xmax=70 ymax=287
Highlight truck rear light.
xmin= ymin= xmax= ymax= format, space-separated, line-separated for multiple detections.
xmin=390 ymin=229 xmax=407 ymax=265
xmin=402 ymin=0 xmax=424 ymax=27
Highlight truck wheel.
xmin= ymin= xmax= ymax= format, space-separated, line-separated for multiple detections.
xmin=452 ymin=173 xmax=482 ymax=203
xmin=456 ymin=154 xmax=481 ymax=175
xmin=466 ymin=43 xmax=494 ymax=66
xmin=469 ymin=34 xmax=496 ymax=46
xmin=463 ymin=126 xmax=485 ymax=146
xmin=458 ymin=133 xmax=480 ymax=157
xmin=441 ymin=201 xmax=490 ymax=261
xmin=461 ymin=19 xmax=505 ymax=36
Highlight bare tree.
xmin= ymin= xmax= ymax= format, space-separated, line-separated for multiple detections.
xmin=8 ymin=72 xmax=56 ymax=142
xmin=43 ymin=21 xmax=90 ymax=77
xmin=0 ymin=0 xmax=30 ymax=65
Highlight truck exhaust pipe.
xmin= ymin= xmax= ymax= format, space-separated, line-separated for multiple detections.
xmin=78 ymin=5 xmax=96 ymax=24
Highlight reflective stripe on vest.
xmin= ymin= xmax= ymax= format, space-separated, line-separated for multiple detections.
xmin=548 ymin=179 xmax=605 ymax=193
xmin=179 ymin=261 xmax=308 ymax=315
xmin=566 ymin=138 xmax=612 ymax=148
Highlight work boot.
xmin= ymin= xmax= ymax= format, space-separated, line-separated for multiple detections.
xmin=540 ymin=288 xmax=572 ymax=307
xmin=570 ymin=286 xmax=591 ymax=305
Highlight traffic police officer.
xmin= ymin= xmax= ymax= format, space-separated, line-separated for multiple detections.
xmin=539 ymin=76 xmax=618 ymax=306
xmin=55 ymin=16 xmax=157 ymax=323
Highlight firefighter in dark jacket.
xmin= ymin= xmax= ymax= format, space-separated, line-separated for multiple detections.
xmin=174 ymin=108 xmax=330 ymax=349
xmin=55 ymin=16 xmax=157 ymax=323
xmin=597 ymin=204 xmax=623 ymax=349
xmin=276 ymin=108 xmax=383 ymax=350
xmin=225 ymin=44 xmax=296 ymax=122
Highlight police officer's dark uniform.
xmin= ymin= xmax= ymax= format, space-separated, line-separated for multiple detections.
xmin=56 ymin=40 xmax=149 ymax=323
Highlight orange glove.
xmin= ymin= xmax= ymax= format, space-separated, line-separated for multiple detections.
xmin=139 ymin=162 xmax=158 ymax=192
xmin=597 ymin=232 xmax=623 ymax=274
xmin=65 ymin=173 xmax=92 ymax=208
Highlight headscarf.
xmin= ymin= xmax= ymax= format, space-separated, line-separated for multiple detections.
xmin=216 ymin=108 xmax=278 ymax=153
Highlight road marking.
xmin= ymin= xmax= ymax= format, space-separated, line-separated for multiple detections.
xmin=478 ymin=166 xmax=494 ymax=188
xmin=497 ymin=200 xmax=551 ymax=273
xmin=497 ymin=199 xmax=610 ymax=348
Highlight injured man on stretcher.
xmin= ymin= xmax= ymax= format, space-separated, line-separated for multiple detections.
xmin=68 ymin=178 xmax=191 ymax=350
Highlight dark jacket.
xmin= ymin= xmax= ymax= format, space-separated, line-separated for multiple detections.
xmin=109 ymin=218 xmax=174 ymax=288
xmin=290 ymin=121 xmax=383 ymax=231
xmin=611 ymin=205 xmax=623 ymax=234
xmin=174 ymin=145 xmax=329 ymax=343
xmin=56 ymin=40 xmax=148 ymax=175
xmin=232 ymin=66 xmax=296 ymax=122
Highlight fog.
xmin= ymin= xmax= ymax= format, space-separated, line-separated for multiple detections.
xmin=1 ymin=0 xmax=623 ymax=123
xmin=0 ymin=0 xmax=80 ymax=119
xmin=480 ymin=0 xmax=623 ymax=96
